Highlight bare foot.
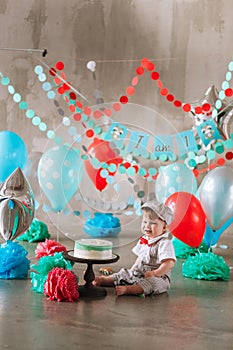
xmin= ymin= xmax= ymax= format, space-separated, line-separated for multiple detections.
xmin=93 ymin=276 xmax=114 ymax=286
xmin=115 ymin=285 xmax=128 ymax=296
xmin=115 ymin=284 xmax=144 ymax=296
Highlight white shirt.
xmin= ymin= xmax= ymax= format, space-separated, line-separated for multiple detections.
xmin=132 ymin=231 xmax=176 ymax=266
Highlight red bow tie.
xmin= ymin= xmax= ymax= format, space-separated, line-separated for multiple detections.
xmin=139 ymin=237 xmax=149 ymax=245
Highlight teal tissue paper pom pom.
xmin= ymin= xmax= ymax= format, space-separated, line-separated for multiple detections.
xmin=182 ymin=252 xmax=230 ymax=280
xmin=0 ymin=241 xmax=30 ymax=279
xmin=83 ymin=213 xmax=121 ymax=238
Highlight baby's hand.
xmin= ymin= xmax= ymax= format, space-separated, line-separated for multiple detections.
xmin=144 ymin=271 xmax=155 ymax=278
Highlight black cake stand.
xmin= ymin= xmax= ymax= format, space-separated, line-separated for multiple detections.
xmin=63 ymin=250 xmax=119 ymax=298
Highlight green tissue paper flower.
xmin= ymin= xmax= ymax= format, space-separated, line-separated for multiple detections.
xmin=172 ymin=237 xmax=209 ymax=259
xmin=30 ymin=252 xmax=73 ymax=293
xmin=17 ymin=218 xmax=50 ymax=242
xmin=182 ymin=252 xmax=230 ymax=281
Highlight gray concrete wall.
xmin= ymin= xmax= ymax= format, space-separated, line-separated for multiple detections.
xmin=0 ymin=0 xmax=233 ymax=239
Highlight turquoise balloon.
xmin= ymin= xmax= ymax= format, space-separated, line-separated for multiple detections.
xmin=0 ymin=130 xmax=27 ymax=182
xmin=203 ymin=217 xmax=233 ymax=247
xmin=155 ymin=163 xmax=197 ymax=203
xmin=38 ymin=145 xmax=82 ymax=211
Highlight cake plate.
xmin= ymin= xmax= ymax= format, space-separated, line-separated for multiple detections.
xmin=63 ymin=250 xmax=119 ymax=298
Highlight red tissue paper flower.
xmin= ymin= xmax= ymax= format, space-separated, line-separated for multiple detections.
xmin=35 ymin=239 xmax=67 ymax=259
xmin=44 ymin=267 xmax=79 ymax=302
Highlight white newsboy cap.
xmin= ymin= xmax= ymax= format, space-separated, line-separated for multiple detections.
xmin=141 ymin=200 xmax=174 ymax=225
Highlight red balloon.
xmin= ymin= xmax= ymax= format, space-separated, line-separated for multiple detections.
xmin=165 ymin=192 xmax=206 ymax=247
xmin=84 ymin=138 xmax=122 ymax=191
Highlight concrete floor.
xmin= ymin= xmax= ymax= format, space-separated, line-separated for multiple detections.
xmin=0 ymin=235 xmax=233 ymax=350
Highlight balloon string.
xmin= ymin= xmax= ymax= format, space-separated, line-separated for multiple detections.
xmin=207 ymin=157 xmax=211 ymax=172
xmin=209 ymin=230 xmax=216 ymax=251
xmin=56 ymin=212 xmax=60 ymax=242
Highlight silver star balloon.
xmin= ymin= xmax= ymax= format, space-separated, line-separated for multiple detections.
xmin=189 ymin=85 xmax=233 ymax=143
xmin=0 ymin=167 xmax=35 ymax=241
xmin=190 ymin=85 xmax=229 ymax=127
xmin=217 ymin=102 xmax=233 ymax=139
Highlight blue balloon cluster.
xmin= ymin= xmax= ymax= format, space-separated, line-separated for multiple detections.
xmin=0 ymin=241 xmax=30 ymax=279
xmin=83 ymin=213 xmax=121 ymax=238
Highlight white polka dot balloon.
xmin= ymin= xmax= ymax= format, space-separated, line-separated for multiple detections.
xmin=155 ymin=162 xmax=197 ymax=203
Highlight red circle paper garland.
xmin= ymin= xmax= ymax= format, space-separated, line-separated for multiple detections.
xmin=49 ymin=58 xmax=219 ymax=129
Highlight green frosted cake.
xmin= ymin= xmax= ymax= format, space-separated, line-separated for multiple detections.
xmin=74 ymin=239 xmax=113 ymax=259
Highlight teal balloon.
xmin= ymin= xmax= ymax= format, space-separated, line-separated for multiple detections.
xmin=155 ymin=163 xmax=197 ymax=203
xmin=0 ymin=131 xmax=27 ymax=182
xmin=203 ymin=217 xmax=233 ymax=247
xmin=38 ymin=145 xmax=82 ymax=211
